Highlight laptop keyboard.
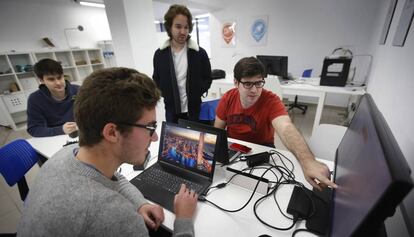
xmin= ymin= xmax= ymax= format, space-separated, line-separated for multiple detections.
xmin=140 ymin=166 xmax=204 ymax=194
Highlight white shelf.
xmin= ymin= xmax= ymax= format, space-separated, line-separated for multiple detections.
xmin=0 ymin=73 xmax=14 ymax=77
xmin=0 ymin=48 xmax=105 ymax=131
xmin=15 ymin=71 xmax=34 ymax=75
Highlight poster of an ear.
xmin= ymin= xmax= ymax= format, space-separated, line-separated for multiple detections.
xmin=221 ymin=21 xmax=236 ymax=47
xmin=248 ymin=16 xmax=269 ymax=46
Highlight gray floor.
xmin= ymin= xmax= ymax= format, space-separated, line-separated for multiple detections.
xmin=0 ymin=103 xmax=347 ymax=233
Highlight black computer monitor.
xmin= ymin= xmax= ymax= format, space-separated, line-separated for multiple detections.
xmin=256 ymin=55 xmax=288 ymax=79
xmin=328 ymin=94 xmax=413 ymax=236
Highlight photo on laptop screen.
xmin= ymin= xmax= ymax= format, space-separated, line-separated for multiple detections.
xmin=160 ymin=123 xmax=217 ymax=175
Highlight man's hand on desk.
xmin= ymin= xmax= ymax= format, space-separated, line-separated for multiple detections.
xmin=302 ymin=159 xmax=338 ymax=191
xmin=138 ymin=203 xmax=164 ymax=230
xmin=174 ymin=184 xmax=198 ymax=219
xmin=63 ymin=122 xmax=78 ymax=135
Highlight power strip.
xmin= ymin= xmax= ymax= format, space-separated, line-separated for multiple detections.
xmin=226 ymin=167 xmax=270 ymax=195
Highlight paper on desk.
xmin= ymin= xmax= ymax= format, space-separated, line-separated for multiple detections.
xmin=298 ymin=77 xmax=320 ymax=85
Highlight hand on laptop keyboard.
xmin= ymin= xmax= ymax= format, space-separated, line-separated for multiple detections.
xmin=174 ymin=184 xmax=198 ymax=219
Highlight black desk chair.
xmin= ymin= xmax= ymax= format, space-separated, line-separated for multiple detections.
xmin=288 ymin=69 xmax=312 ymax=114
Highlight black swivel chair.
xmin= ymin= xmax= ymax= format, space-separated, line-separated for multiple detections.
xmin=288 ymin=69 xmax=311 ymax=114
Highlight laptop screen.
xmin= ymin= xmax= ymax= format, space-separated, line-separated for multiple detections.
xmin=178 ymin=119 xmax=230 ymax=164
xmin=158 ymin=122 xmax=218 ymax=177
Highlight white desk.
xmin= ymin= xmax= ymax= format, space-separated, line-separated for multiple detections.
xmin=27 ymin=134 xmax=73 ymax=158
xmin=281 ymin=81 xmax=365 ymax=134
xmin=29 ymin=133 xmax=332 ymax=237
xmin=209 ymin=77 xmax=365 ymax=135
xmin=27 ymin=133 xmax=158 ymax=178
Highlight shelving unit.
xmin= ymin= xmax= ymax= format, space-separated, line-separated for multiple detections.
xmin=0 ymin=52 xmax=35 ymax=130
xmin=0 ymin=48 xmax=105 ymax=131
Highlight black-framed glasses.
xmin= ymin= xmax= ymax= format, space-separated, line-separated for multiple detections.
xmin=119 ymin=122 xmax=157 ymax=136
xmin=239 ymin=80 xmax=265 ymax=89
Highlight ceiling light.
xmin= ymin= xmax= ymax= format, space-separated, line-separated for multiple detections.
xmin=78 ymin=1 xmax=105 ymax=8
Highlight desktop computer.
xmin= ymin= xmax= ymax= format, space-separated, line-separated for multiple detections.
xmin=320 ymin=56 xmax=352 ymax=87
xmin=256 ymin=55 xmax=288 ymax=79
xmin=288 ymin=94 xmax=413 ymax=236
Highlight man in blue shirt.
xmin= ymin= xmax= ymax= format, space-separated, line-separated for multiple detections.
xmin=27 ymin=59 xmax=79 ymax=137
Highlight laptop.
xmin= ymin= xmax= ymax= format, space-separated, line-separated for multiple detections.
xmin=178 ymin=119 xmax=240 ymax=165
xmin=130 ymin=121 xmax=218 ymax=212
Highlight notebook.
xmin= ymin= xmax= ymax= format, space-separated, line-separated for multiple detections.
xmin=178 ymin=119 xmax=240 ymax=165
xmin=130 ymin=121 xmax=218 ymax=212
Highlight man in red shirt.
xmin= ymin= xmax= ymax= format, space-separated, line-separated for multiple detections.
xmin=215 ymin=57 xmax=336 ymax=190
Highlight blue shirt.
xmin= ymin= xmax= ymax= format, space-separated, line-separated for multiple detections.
xmin=26 ymin=81 xmax=79 ymax=137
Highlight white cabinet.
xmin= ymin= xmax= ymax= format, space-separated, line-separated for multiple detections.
xmin=0 ymin=52 xmax=35 ymax=130
xmin=0 ymin=48 xmax=105 ymax=131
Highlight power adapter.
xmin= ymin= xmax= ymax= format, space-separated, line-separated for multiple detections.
xmin=245 ymin=152 xmax=270 ymax=167
xmin=287 ymin=186 xmax=312 ymax=219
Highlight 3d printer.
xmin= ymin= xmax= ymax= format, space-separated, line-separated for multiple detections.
xmin=320 ymin=48 xmax=353 ymax=87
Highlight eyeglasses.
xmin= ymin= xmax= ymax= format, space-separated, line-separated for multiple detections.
xmin=119 ymin=122 xmax=157 ymax=136
xmin=239 ymin=80 xmax=265 ymax=89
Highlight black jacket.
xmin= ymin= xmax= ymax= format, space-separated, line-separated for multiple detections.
xmin=152 ymin=39 xmax=212 ymax=120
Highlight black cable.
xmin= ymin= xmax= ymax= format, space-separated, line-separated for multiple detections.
xmin=203 ymin=150 xmax=320 ymax=232
xmin=202 ymin=166 xmax=274 ymax=212
xmin=291 ymin=228 xmax=320 ymax=237
xmin=250 ymin=151 xmax=318 ymax=230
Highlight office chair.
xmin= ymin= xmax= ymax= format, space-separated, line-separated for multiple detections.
xmin=308 ymin=124 xmax=347 ymax=161
xmin=0 ymin=139 xmax=40 ymax=201
xmin=288 ymin=69 xmax=312 ymax=114
xmin=263 ymin=75 xmax=283 ymax=99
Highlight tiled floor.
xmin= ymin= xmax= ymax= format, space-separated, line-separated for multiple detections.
xmin=0 ymin=103 xmax=347 ymax=233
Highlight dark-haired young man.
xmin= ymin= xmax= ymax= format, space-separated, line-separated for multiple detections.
xmin=18 ymin=68 xmax=198 ymax=236
xmin=153 ymin=4 xmax=212 ymax=123
xmin=27 ymin=58 xmax=79 ymax=137
xmin=215 ymin=57 xmax=337 ymax=191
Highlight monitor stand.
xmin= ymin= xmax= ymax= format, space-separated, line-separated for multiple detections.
xmin=287 ymin=186 xmax=388 ymax=237
xmin=286 ymin=186 xmax=332 ymax=235
xmin=305 ymin=187 xmax=333 ymax=235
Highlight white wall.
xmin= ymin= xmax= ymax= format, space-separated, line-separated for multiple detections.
xmin=366 ymin=0 xmax=414 ymax=236
xmin=0 ymin=0 xmax=111 ymax=52
xmin=209 ymin=0 xmax=381 ymax=106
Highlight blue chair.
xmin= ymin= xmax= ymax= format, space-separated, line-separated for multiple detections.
xmin=288 ymin=69 xmax=312 ymax=114
xmin=199 ymin=99 xmax=220 ymax=124
xmin=0 ymin=139 xmax=40 ymax=201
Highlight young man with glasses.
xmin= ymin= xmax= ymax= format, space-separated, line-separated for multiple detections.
xmin=19 ymin=68 xmax=198 ymax=236
xmin=215 ymin=57 xmax=336 ymax=191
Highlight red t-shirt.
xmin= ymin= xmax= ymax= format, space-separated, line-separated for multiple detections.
xmin=216 ymin=88 xmax=288 ymax=144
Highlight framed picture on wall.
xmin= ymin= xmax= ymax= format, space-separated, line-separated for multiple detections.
xmin=393 ymin=0 xmax=414 ymax=46
xmin=248 ymin=15 xmax=269 ymax=46
xmin=379 ymin=0 xmax=398 ymax=44
xmin=221 ymin=21 xmax=237 ymax=47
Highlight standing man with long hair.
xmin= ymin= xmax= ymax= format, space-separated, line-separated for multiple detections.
xmin=153 ymin=4 xmax=212 ymax=123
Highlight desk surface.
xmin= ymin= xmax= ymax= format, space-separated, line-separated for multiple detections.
xmin=212 ymin=76 xmax=365 ymax=95
xmin=280 ymin=81 xmax=365 ymax=95
xmin=29 ymin=130 xmax=332 ymax=237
